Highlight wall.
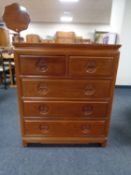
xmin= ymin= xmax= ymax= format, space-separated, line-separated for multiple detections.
xmin=116 ymin=0 xmax=131 ymax=85
xmin=21 ymin=23 xmax=110 ymax=41
xmin=20 ymin=0 xmax=129 ymax=85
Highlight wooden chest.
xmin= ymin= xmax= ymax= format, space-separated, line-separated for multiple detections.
xmin=14 ymin=43 xmax=121 ymax=147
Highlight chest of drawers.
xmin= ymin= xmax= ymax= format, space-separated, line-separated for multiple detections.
xmin=14 ymin=43 xmax=121 ymax=147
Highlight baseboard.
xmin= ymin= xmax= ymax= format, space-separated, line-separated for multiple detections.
xmin=115 ymin=85 xmax=131 ymax=89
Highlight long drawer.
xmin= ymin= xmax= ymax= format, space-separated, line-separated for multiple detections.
xmin=22 ymin=79 xmax=111 ymax=99
xmin=69 ymin=56 xmax=115 ymax=77
xmin=23 ymin=101 xmax=108 ymax=119
xmin=19 ymin=55 xmax=66 ymax=76
xmin=24 ymin=120 xmax=106 ymax=137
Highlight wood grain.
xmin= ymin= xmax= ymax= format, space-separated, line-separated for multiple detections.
xmin=14 ymin=43 xmax=121 ymax=147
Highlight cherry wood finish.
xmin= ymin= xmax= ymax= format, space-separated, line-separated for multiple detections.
xmin=24 ymin=120 xmax=106 ymax=137
xmin=3 ymin=3 xmax=30 ymax=33
xmin=19 ymin=55 xmax=66 ymax=75
xmin=22 ymin=79 xmax=111 ymax=99
xmin=14 ymin=43 xmax=121 ymax=147
xmin=23 ymin=101 xmax=108 ymax=119
xmin=69 ymin=56 xmax=115 ymax=77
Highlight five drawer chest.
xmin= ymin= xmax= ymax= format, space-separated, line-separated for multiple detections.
xmin=14 ymin=43 xmax=121 ymax=147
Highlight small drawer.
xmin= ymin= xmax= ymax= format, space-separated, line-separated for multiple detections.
xmin=23 ymin=101 xmax=108 ymax=119
xmin=22 ymin=79 xmax=111 ymax=99
xmin=24 ymin=120 xmax=106 ymax=137
xmin=19 ymin=55 xmax=66 ymax=76
xmin=69 ymin=56 xmax=115 ymax=77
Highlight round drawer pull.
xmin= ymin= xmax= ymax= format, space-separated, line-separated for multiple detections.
xmin=37 ymin=64 xmax=48 ymax=73
xmin=86 ymin=61 xmax=96 ymax=73
xmin=36 ymin=59 xmax=48 ymax=73
xmin=37 ymin=84 xmax=48 ymax=96
xmin=83 ymin=106 xmax=93 ymax=116
xmin=84 ymin=85 xmax=95 ymax=96
xmin=39 ymin=125 xmax=49 ymax=133
xmin=81 ymin=125 xmax=91 ymax=134
xmin=38 ymin=105 xmax=49 ymax=115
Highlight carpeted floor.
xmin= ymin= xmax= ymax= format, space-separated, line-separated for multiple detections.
xmin=0 ymin=88 xmax=131 ymax=175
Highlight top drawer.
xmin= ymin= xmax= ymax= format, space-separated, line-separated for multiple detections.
xmin=19 ymin=55 xmax=66 ymax=76
xmin=69 ymin=56 xmax=116 ymax=77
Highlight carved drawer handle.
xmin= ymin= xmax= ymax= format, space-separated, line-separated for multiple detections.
xmin=36 ymin=59 xmax=48 ymax=73
xmin=36 ymin=63 xmax=48 ymax=73
xmin=38 ymin=105 xmax=49 ymax=115
xmin=81 ymin=125 xmax=91 ymax=134
xmin=37 ymin=84 xmax=48 ymax=95
xmin=84 ymin=85 xmax=95 ymax=96
xmin=83 ymin=106 xmax=93 ymax=116
xmin=39 ymin=125 xmax=49 ymax=133
xmin=86 ymin=61 xmax=96 ymax=73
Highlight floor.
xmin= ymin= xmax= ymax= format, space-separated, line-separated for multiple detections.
xmin=0 ymin=88 xmax=131 ymax=175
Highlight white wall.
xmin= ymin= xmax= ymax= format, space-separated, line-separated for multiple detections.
xmin=110 ymin=0 xmax=126 ymax=33
xmin=116 ymin=0 xmax=131 ymax=85
xmin=21 ymin=23 xmax=110 ymax=41
xmin=20 ymin=0 xmax=129 ymax=85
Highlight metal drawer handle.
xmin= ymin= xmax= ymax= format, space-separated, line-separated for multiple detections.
xmin=83 ymin=106 xmax=93 ymax=116
xmin=39 ymin=105 xmax=49 ymax=115
xmin=86 ymin=61 xmax=96 ymax=73
xmin=39 ymin=125 xmax=49 ymax=133
xmin=37 ymin=84 xmax=48 ymax=95
xmin=36 ymin=59 xmax=48 ymax=73
xmin=81 ymin=125 xmax=91 ymax=134
xmin=84 ymin=85 xmax=95 ymax=96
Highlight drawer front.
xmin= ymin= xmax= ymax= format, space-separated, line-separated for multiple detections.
xmin=69 ymin=56 xmax=115 ymax=77
xmin=24 ymin=120 xmax=106 ymax=137
xmin=19 ymin=55 xmax=66 ymax=76
xmin=23 ymin=101 xmax=108 ymax=119
xmin=22 ymin=79 xmax=111 ymax=99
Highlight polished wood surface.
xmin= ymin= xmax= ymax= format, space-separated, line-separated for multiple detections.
xmin=69 ymin=56 xmax=116 ymax=77
xmin=26 ymin=34 xmax=41 ymax=43
xmin=55 ymin=31 xmax=76 ymax=43
xmin=3 ymin=3 xmax=30 ymax=33
xmin=14 ymin=43 xmax=121 ymax=147
xmin=24 ymin=120 xmax=106 ymax=137
xmin=19 ymin=55 xmax=66 ymax=75
xmin=23 ymin=101 xmax=108 ymax=119
xmin=22 ymin=79 xmax=111 ymax=99
xmin=0 ymin=28 xmax=10 ymax=47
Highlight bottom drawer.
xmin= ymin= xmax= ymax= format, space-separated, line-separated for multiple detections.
xmin=24 ymin=120 xmax=106 ymax=137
